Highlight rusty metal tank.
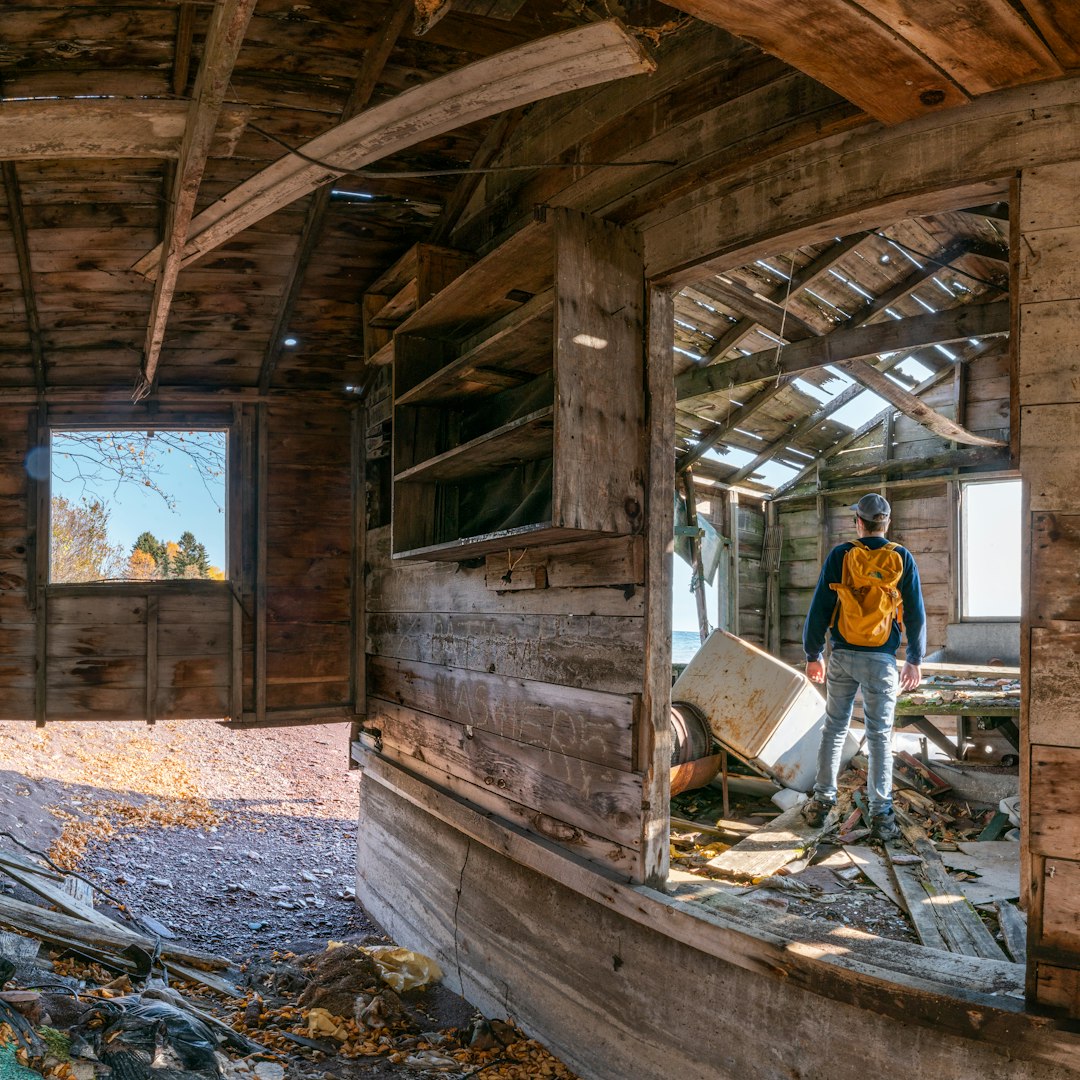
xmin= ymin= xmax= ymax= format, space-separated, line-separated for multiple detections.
xmin=671 ymin=629 xmax=859 ymax=791
xmin=669 ymin=702 xmax=723 ymax=795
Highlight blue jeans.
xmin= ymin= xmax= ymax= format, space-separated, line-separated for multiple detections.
xmin=814 ymin=649 xmax=898 ymax=817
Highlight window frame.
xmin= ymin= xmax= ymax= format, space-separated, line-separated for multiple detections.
xmin=956 ymin=476 xmax=1022 ymax=623
xmin=44 ymin=419 xmax=234 ymax=591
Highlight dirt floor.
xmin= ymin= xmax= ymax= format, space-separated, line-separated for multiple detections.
xmin=0 ymin=720 xmax=577 ymax=1079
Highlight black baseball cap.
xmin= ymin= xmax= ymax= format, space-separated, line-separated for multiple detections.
xmin=851 ymin=492 xmax=891 ymax=521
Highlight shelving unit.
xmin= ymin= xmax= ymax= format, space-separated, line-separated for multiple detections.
xmin=391 ymin=208 xmax=645 ymax=562
xmin=362 ymin=243 xmax=475 ymax=365
xmin=361 ymin=243 xmax=474 ymax=529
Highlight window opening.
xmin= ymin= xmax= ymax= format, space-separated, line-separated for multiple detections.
xmin=48 ymin=429 xmax=227 ymax=584
xmin=960 ymin=479 xmax=1021 ymax=618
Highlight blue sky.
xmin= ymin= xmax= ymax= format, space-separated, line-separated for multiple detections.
xmin=49 ymin=430 xmax=228 ymax=572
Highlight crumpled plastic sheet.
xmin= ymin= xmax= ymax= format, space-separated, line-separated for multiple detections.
xmin=363 ymin=947 xmax=443 ymax=993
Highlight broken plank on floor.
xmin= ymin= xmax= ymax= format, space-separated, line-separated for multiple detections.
xmin=704 ymin=802 xmax=829 ymax=882
xmin=889 ymin=823 xmax=1008 ymax=960
xmin=995 ymin=899 xmax=1028 ymax=962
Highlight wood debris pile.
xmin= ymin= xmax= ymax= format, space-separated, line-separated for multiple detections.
xmin=669 ymin=753 xmax=1026 ymax=965
xmin=0 ymin=846 xmax=578 ymax=1080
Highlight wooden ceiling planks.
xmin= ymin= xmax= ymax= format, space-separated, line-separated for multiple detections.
xmin=134 ymin=21 xmax=657 ymax=277
xmin=654 ymin=0 xmax=968 ymax=124
xmin=852 ymin=0 xmax=1062 ymax=95
xmin=1015 ymin=0 xmax=1080 ymax=68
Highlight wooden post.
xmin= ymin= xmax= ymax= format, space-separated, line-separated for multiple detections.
xmin=228 ymin=405 xmax=243 ymax=721
xmin=254 ymin=403 xmax=268 ymax=725
xmin=145 ymin=594 xmax=159 ymax=725
xmin=729 ymin=490 xmax=740 ymax=637
xmin=32 ymin=404 xmax=48 ymax=727
xmin=681 ymin=471 xmax=710 ymax=644
xmin=640 ymin=285 xmax=675 ymax=889
xmin=1016 ymin=162 xmax=1080 ymax=1016
xmin=350 ymin=403 xmax=366 ymax=765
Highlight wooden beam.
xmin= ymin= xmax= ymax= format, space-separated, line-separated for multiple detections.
xmin=133 ymin=22 xmax=655 ymax=277
xmin=836 ymin=356 xmax=1006 ymax=447
xmin=172 ymin=2 xmax=197 ymax=95
xmin=257 ymin=0 xmax=414 ymax=392
xmin=678 ymin=241 xmax=988 ymax=475
xmin=724 ymin=353 xmax=910 ymax=485
xmin=677 ymin=300 xmax=1009 ymax=398
xmin=654 ymin=0 xmax=968 ymax=124
xmin=135 ymin=0 xmax=257 ymax=398
xmin=2 ymin=163 xmax=45 ymax=394
xmin=0 ymin=99 xmax=247 ymax=161
xmin=428 ymin=108 xmax=523 ymax=246
xmin=819 ymin=444 xmax=1009 ymax=483
xmin=768 ymin=341 xmax=1005 ymax=497
xmin=690 ymin=277 xmax=818 ymax=341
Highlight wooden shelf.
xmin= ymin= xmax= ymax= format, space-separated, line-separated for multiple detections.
xmin=362 ymin=242 xmax=473 ymax=360
xmin=390 ymin=208 xmax=644 ymax=562
xmin=394 ymin=523 xmax=610 ymax=563
xmin=368 ymin=279 xmax=419 ymax=328
xmin=396 ymin=289 xmax=554 ymax=404
xmin=395 ymin=407 xmax=554 ymax=484
xmin=395 ymin=219 xmax=554 ymax=341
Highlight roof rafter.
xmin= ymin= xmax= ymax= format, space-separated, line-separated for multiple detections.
xmin=2 ymin=163 xmax=45 ymax=394
xmin=677 ymin=299 xmax=1009 ymax=398
xmin=677 ymin=240 xmax=981 ymax=473
xmin=772 ymin=340 xmax=1006 ymax=496
xmin=134 ymin=0 xmax=259 ymax=400
xmin=133 ymin=22 xmax=656 ymax=278
xmin=257 ymin=0 xmax=415 ymax=393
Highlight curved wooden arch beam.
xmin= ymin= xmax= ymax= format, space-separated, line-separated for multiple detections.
xmin=132 ymin=21 xmax=656 ymax=280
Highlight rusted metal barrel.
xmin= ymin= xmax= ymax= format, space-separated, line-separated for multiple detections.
xmin=670 ymin=702 xmax=723 ymax=795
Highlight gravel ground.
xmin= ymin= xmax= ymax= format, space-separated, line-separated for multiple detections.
xmin=0 ymin=719 xmax=372 ymax=956
xmin=0 ymin=718 xmax=539 ymax=1079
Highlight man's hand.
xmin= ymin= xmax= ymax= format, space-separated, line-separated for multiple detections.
xmin=806 ymin=659 xmax=825 ymax=684
xmin=900 ymin=662 xmax=922 ymax=692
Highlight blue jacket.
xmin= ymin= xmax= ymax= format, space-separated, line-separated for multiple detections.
xmin=803 ymin=535 xmax=926 ymax=664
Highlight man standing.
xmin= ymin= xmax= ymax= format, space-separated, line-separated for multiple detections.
xmin=801 ymin=493 xmax=925 ymax=841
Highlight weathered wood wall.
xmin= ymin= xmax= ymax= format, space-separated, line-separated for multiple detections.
xmin=1017 ymin=162 xmax=1080 ymax=1017
xmin=358 ymin=770 xmax=1079 ymax=1080
xmin=245 ymin=402 xmax=354 ymax=723
xmin=0 ymin=396 xmax=353 ymax=725
xmin=362 ymin=525 xmax=651 ymax=877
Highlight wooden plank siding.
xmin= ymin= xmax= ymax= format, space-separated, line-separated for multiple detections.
xmin=1017 ymin=162 xmax=1080 ymax=1017
xmin=363 ymin=525 xmax=648 ymax=878
xmin=250 ymin=401 xmax=354 ymax=720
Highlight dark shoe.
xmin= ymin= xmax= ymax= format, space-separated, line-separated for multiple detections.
xmin=870 ymin=808 xmax=900 ymax=842
xmin=800 ymin=795 xmax=835 ymax=828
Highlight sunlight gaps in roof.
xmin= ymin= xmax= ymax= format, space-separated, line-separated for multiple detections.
xmin=895 ymin=356 xmax=935 ymax=382
xmin=750 ymin=458 xmax=801 ymax=489
xmin=887 ymin=239 xmax=922 ymax=268
xmin=804 ymin=288 xmax=850 ymax=318
xmin=704 ymin=445 xmax=756 ymax=467
xmin=830 ymin=389 xmax=888 ymax=429
xmin=791 ymin=377 xmax=833 ymax=405
xmin=912 ymin=294 xmax=937 ymax=314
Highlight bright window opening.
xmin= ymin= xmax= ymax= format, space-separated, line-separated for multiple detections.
xmin=961 ymin=479 xmax=1021 ymax=618
xmin=47 ymin=429 xmax=227 ymax=584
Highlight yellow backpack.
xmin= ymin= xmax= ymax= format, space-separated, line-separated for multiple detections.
xmin=829 ymin=539 xmax=904 ymax=647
